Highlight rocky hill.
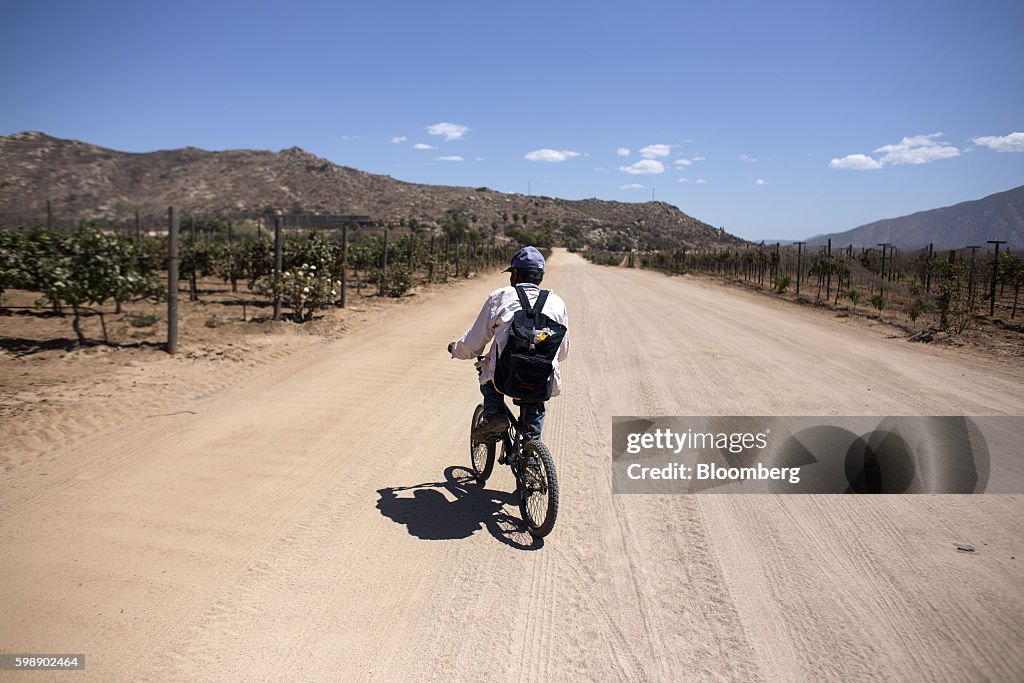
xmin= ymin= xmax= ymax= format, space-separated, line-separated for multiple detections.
xmin=809 ymin=184 xmax=1024 ymax=249
xmin=0 ymin=131 xmax=743 ymax=250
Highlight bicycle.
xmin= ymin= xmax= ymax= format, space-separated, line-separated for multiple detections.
xmin=470 ymin=401 xmax=559 ymax=538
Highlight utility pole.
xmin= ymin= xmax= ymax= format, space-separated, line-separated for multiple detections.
xmin=988 ymin=240 xmax=1007 ymax=316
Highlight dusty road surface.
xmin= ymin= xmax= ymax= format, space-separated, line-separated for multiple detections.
xmin=2 ymin=250 xmax=1023 ymax=681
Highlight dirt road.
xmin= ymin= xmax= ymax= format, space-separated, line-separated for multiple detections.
xmin=2 ymin=250 xmax=1022 ymax=681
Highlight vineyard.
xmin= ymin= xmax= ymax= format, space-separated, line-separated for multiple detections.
xmin=0 ymin=214 xmax=526 ymax=347
xmin=583 ymin=242 xmax=1024 ymax=335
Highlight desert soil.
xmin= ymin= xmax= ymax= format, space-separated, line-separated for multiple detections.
xmin=1 ymin=250 xmax=1022 ymax=681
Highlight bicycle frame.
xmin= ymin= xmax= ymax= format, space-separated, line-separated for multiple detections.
xmin=498 ymin=404 xmax=526 ymax=468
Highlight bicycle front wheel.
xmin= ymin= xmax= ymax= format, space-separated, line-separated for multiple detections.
xmin=518 ymin=439 xmax=559 ymax=537
xmin=470 ymin=404 xmax=496 ymax=481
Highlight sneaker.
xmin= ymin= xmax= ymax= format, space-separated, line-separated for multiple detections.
xmin=473 ymin=411 xmax=509 ymax=442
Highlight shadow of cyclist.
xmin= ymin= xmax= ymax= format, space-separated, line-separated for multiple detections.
xmin=376 ymin=466 xmax=544 ymax=550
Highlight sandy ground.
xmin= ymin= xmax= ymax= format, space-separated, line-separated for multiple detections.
xmin=1 ymin=250 xmax=1022 ymax=681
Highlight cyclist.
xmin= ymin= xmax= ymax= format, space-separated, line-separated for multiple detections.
xmin=448 ymin=246 xmax=569 ymax=442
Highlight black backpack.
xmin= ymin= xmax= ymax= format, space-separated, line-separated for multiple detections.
xmin=493 ymin=285 xmax=568 ymax=402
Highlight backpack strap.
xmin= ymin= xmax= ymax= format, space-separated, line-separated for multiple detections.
xmin=514 ymin=285 xmax=534 ymax=316
xmin=515 ymin=285 xmax=550 ymax=325
xmin=533 ymin=290 xmax=549 ymax=325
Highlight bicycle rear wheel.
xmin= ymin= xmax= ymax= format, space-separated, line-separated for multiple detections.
xmin=518 ymin=439 xmax=559 ymax=537
xmin=470 ymin=404 xmax=496 ymax=481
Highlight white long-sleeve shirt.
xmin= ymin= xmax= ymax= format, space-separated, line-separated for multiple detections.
xmin=450 ymin=283 xmax=570 ymax=397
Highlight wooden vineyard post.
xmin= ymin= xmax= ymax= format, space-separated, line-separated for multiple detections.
xmin=188 ymin=216 xmax=198 ymax=301
xmin=273 ymin=216 xmax=283 ymax=320
xmin=794 ymin=242 xmax=805 ymax=297
xmin=877 ymin=243 xmax=891 ymax=297
xmin=340 ymin=225 xmax=347 ymax=308
xmin=966 ymin=245 xmax=981 ymax=311
xmin=444 ymin=236 xmax=450 ymax=282
xmin=429 ymin=234 xmax=436 ymax=283
xmin=380 ymin=228 xmax=389 ymax=296
xmin=826 ymin=239 xmax=832 ymax=302
xmin=988 ymin=240 xmax=1006 ymax=316
xmin=167 ymin=206 xmax=179 ymax=355
xmin=926 ymin=243 xmax=934 ymax=293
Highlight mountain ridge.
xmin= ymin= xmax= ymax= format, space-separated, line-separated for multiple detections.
xmin=808 ymin=185 xmax=1024 ymax=249
xmin=0 ymin=131 xmax=743 ymax=251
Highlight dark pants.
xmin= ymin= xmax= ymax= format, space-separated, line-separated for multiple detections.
xmin=480 ymin=380 xmax=546 ymax=441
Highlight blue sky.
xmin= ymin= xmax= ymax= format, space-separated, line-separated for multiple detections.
xmin=2 ymin=0 xmax=1022 ymax=241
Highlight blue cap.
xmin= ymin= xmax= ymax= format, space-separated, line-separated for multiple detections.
xmin=503 ymin=245 xmax=545 ymax=273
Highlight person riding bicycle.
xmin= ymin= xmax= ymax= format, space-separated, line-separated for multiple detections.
xmin=448 ymin=246 xmax=569 ymax=443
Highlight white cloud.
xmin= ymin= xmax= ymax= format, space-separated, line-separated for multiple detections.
xmin=620 ymin=183 xmax=646 ymax=190
xmin=524 ymin=149 xmax=581 ymax=162
xmin=617 ymin=147 xmax=631 ymax=156
xmin=695 ymin=179 xmax=707 ymax=184
xmin=829 ymin=154 xmax=883 ymax=170
xmin=829 ymin=133 xmax=960 ymax=170
xmin=619 ymin=159 xmax=665 ymax=174
xmin=475 ymin=157 xmax=485 ymax=161
xmin=341 ymin=135 xmax=360 ymax=141
xmin=693 ymin=155 xmax=706 ymax=161
xmin=674 ymin=158 xmax=692 ymax=166
xmin=971 ymin=132 xmax=1024 ymax=152
xmin=755 ymin=178 xmax=769 ymax=185
xmin=436 ymin=155 xmax=463 ymax=162
xmin=739 ymin=153 xmax=757 ymax=163
xmin=640 ymin=144 xmax=672 ymax=158
xmin=678 ymin=177 xmax=690 ymax=183
xmin=391 ymin=136 xmax=407 ymax=144
xmin=874 ymin=133 xmax=959 ymax=165
xmin=413 ymin=143 xmax=437 ymax=150
xmin=426 ymin=122 xmax=470 ymax=141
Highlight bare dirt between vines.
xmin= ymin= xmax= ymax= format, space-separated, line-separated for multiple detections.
xmin=1 ymin=249 xmax=1022 ymax=681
